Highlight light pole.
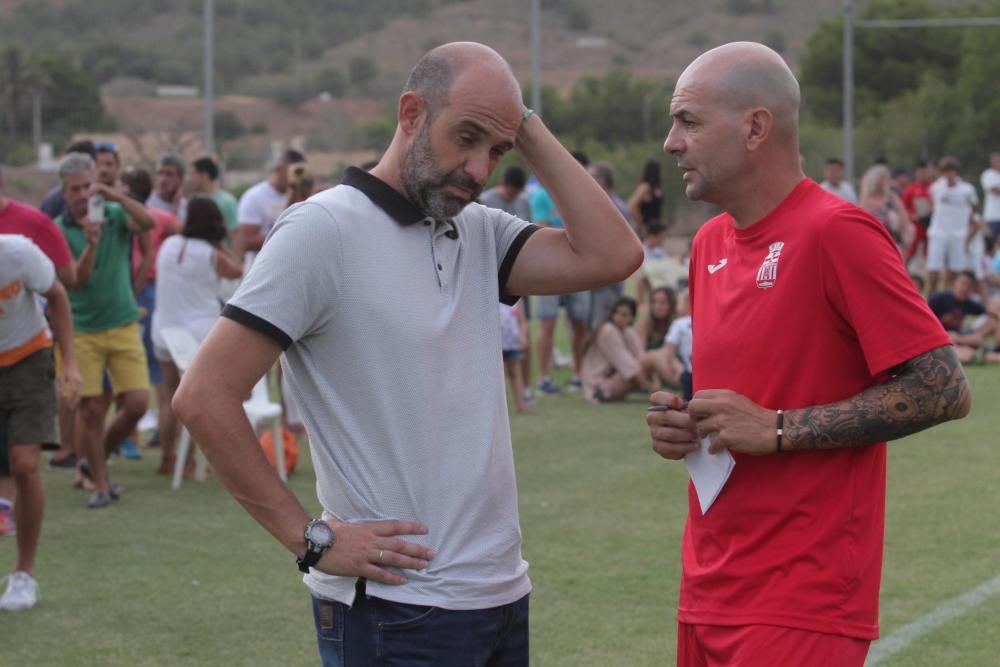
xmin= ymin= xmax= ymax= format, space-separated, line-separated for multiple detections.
xmin=531 ymin=0 xmax=541 ymax=115
xmin=203 ymin=0 xmax=215 ymax=156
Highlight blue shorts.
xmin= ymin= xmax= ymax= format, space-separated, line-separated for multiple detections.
xmin=502 ymin=349 xmax=524 ymax=363
xmin=536 ymin=291 xmax=592 ymax=322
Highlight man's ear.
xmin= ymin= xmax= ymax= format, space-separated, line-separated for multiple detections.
xmin=744 ymin=107 xmax=773 ymax=152
xmin=399 ymin=91 xmax=426 ymax=137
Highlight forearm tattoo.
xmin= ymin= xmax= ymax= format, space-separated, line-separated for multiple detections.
xmin=785 ymin=346 xmax=971 ymax=450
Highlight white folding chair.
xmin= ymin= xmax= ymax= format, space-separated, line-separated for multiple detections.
xmin=245 ymin=374 xmax=287 ymax=483
xmin=162 ymin=328 xmax=288 ymax=488
xmin=160 ymin=328 xmax=210 ymax=490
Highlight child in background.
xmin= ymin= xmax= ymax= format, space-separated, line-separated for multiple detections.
xmin=664 ymin=290 xmax=693 ymax=401
xmin=500 ymin=302 xmax=531 ymax=413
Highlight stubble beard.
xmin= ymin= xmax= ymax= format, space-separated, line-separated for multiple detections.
xmin=401 ymin=122 xmax=481 ymax=221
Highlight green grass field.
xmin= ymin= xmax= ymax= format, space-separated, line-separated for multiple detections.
xmin=2 ymin=365 xmax=997 ymax=666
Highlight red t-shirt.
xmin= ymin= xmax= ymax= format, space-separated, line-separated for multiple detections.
xmin=683 ymin=179 xmax=950 ymax=639
xmin=902 ymin=181 xmax=933 ymax=222
xmin=0 ymin=198 xmax=73 ymax=268
xmin=131 ymin=207 xmax=177 ymax=282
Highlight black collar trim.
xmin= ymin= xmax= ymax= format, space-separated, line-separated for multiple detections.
xmin=341 ymin=166 xmax=426 ymax=226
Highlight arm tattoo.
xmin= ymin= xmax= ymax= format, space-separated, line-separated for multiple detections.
xmin=785 ymin=346 xmax=971 ymax=451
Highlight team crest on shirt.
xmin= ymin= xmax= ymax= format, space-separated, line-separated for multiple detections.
xmin=756 ymin=242 xmax=784 ymax=289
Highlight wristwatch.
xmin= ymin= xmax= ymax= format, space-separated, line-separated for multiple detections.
xmin=297 ymin=519 xmax=335 ymax=573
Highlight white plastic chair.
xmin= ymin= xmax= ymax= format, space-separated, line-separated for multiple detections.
xmin=244 ymin=374 xmax=287 ymax=483
xmin=161 ymin=328 xmax=287 ymax=488
xmin=160 ymin=328 xmax=210 ymax=489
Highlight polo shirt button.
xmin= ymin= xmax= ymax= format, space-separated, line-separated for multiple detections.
xmin=437 ymin=263 xmax=443 ymax=271
xmin=424 ymin=221 xmax=431 ymax=226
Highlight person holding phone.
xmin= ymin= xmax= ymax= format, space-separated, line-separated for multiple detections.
xmin=55 ymin=152 xmax=155 ymax=509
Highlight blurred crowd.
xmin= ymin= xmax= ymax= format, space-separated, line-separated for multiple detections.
xmin=1 ymin=137 xmax=998 ymax=611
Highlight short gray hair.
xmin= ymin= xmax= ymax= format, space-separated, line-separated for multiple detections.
xmin=403 ymin=51 xmax=455 ymax=119
xmin=158 ymin=153 xmax=186 ymax=179
xmin=59 ymin=152 xmax=96 ymax=185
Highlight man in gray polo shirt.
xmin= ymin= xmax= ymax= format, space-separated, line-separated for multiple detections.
xmin=174 ymin=41 xmax=642 ymax=666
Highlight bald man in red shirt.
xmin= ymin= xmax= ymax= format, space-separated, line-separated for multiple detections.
xmin=647 ymin=42 xmax=970 ymax=666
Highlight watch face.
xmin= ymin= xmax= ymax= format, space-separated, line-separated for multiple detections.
xmin=306 ymin=520 xmax=334 ymax=547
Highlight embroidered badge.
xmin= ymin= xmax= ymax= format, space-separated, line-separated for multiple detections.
xmin=756 ymin=242 xmax=784 ymax=289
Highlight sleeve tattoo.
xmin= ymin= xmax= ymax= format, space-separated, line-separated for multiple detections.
xmin=784 ymin=346 xmax=971 ymax=450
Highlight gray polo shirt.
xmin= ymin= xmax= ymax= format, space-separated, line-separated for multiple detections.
xmin=223 ymin=167 xmax=539 ymax=610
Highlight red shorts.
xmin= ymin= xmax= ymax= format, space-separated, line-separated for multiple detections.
xmin=677 ymin=623 xmax=870 ymax=667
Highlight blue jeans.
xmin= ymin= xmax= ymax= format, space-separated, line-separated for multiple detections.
xmin=310 ymin=583 xmax=529 ymax=666
xmin=136 ymin=282 xmax=163 ymax=385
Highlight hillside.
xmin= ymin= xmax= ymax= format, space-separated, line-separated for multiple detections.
xmin=0 ymin=0 xmax=854 ymax=95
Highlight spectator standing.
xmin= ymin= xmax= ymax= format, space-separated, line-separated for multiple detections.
xmin=981 ymin=151 xmax=1000 ymax=241
xmin=499 ymin=302 xmax=531 ymax=413
xmin=121 ymin=167 xmax=181 ymax=453
xmin=903 ymin=161 xmax=935 ymax=270
xmin=859 ymin=164 xmax=912 ymax=250
xmin=927 ymin=157 xmax=980 ymax=294
xmin=532 ymin=152 xmax=592 ymax=396
xmin=151 ymin=197 xmax=242 ymax=475
xmin=146 ymin=154 xmax=189 ymax=222
xmin=587 ymin=161 xmax=632 ymax=329
xmin=481 ymin=166 xmax=535 ymax=400
xmin=0 ymin=166 xmax=79 ymax=533
xmin=819 ymin=157 xmax=858 ymax=203
xmin=40 ymin=140 xmax=96 ymax=220
xmin=56 ymin=153 xmax=155 ymax=508
xmin=237 ymin=149 xmax=306 ymax=259
xmin=627 ymin=159 xmax=665 ymax=234
xmin=189 ymin=156 xmax=240 ymax=244
xmin=0 ymin=234 xmax=81 ymax=610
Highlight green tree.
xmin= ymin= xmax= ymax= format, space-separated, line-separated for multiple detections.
xmin=348 ymin=55 xmax=378 ymax=88
xmin=213 ymin=110 xmax=246 ymax=144
xmin=313 ymin=66 xmax=347 ymax=97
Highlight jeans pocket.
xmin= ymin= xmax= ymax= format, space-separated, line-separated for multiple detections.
xmin=372 ymin=598 xmax=439 ymax=631
xmin=311 ymin=595 xmax=345 ymax=643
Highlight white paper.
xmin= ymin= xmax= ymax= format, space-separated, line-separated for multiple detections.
xmin=684 ymin=433 xmax=735 ymax=514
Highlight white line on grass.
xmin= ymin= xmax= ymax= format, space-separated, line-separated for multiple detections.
xmin=866 ymin=574 xmax=1000 ymax=665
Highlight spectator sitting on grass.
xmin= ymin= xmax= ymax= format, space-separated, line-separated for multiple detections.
xmin=927 ymin=270 xmax=1000 ymax=364
xmin=641 ymin=289 xmax=692 ymax=399
xmin=580 ymin=297 xmax=647 ymax=403
xmin=635 ymin=286 xmax=676 ymax=352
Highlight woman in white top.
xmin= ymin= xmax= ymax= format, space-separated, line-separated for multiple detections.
xmin=151 ymin=196 xmax=243 ymax=474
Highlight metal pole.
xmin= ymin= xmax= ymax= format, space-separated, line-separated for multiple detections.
xmin=531 ymin=0 xmax=542 ymax=115
xmin=842 ymin=0 xmax=854 ymax=184
xmin=31 ymin=91 xmax=41 ymax=151
xmin=203 ymin=0 xmax=215 ymax=156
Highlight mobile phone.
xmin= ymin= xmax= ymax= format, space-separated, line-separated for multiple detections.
xmin=87 ymin=195 xmax=105 ymax=224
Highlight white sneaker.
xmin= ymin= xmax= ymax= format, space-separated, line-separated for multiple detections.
xmin=138 ymin=410 xmax=158 ymax=433
xmin=0 ymin=571 xmax=38 ymax=611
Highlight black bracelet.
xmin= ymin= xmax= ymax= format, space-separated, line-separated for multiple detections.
xmin=776 ymin=409 xmax=784 ymax=453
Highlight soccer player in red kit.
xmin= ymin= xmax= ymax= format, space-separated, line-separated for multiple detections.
xmin=646 ymin=42 xmax=971 ymax=667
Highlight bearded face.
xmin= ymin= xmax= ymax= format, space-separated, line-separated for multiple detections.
xmin=401 ymin=119 xmax=483 ymax=221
